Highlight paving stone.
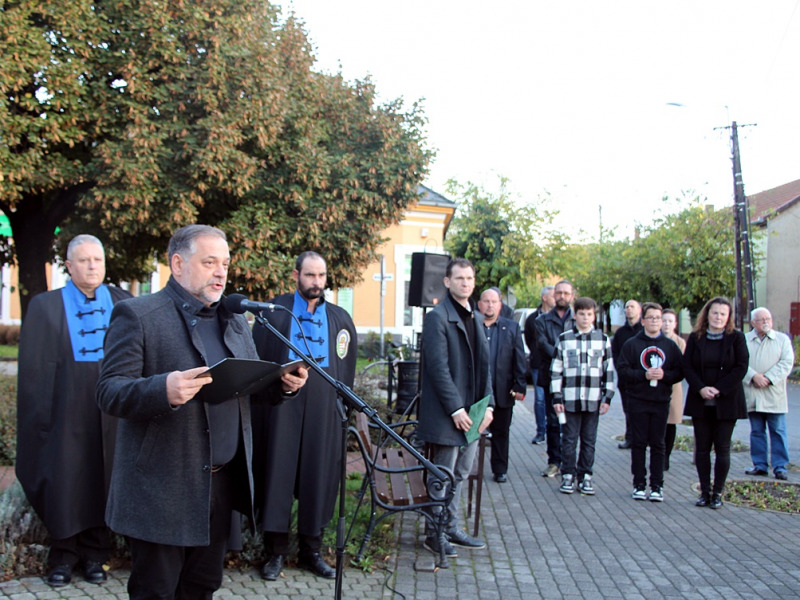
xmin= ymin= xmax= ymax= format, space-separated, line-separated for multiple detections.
xmin=3 ymin=394 xmax=800 ymax=599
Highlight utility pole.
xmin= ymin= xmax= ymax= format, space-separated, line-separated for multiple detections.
xmin=725 ymin=121 xmax=756 ymax=329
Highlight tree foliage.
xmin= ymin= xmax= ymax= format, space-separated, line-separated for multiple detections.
xmin=568 ymin=197 xmax=742 ymax=316
xmin=1 ymin=1 xmax=431 ymax=317
xmin=443 ymin=177 xmax=562 ymax=304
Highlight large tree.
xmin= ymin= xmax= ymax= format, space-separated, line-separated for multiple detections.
xmin=1 ymin=1 xmax=431 ymax=317
xmin=443 ymin=177 xmax=561 ymax=304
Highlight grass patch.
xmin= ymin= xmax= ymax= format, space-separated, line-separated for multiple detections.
xmin=225 ymin=472 xmax=396 ymax=573
xmin=725 ymin=480 xmax=800 ymax=513
xmin=0 ymin=346 xmax=17 ymax=359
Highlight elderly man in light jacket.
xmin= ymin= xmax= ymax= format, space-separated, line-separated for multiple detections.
xmin=743 ymin=307 xmax=795 ymax=480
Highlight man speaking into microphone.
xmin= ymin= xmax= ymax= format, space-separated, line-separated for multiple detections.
xmin=251 ymin=251 xmax=357 ymax=581
xmin=97 ymin=225 xmax=307 ymax=598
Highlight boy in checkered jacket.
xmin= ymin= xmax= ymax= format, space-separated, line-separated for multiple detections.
xmin=551 ymin=296 xmax=616 ymax=495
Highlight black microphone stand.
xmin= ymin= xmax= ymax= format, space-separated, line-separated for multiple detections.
xmin=253 ymin=312 xmax=452 ymax=600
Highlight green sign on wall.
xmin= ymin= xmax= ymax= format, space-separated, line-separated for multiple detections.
xmin=0 ymin=214 xmax=10 ymax=237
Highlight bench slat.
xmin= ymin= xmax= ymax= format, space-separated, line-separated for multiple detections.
xmin=384 ymin=449 xmax=411 ymax=506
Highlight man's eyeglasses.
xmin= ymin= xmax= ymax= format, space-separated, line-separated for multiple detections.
xmin=643 ymin=316 xmax=662 ymax=321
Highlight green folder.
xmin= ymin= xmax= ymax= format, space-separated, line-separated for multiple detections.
xmin=464 ymin=395 xmax=491 ymax=444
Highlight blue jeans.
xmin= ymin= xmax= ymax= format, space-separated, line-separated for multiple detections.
xmin=748 ymin=412 xmax=790 ymax=474
xmin=531 ymin=369 xmax=546 ymax=437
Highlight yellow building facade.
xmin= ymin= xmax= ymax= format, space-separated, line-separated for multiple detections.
xmin=347 ymin=185 xmax=455 ymax=345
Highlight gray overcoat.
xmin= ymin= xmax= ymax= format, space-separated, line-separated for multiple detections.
xmin=97 ymin=277 xmax=258 ymax=546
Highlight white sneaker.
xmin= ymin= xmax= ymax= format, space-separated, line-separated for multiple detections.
xmin=559 ymin=474 xmax=575 ymax=494
xmin=649 ymin=486 xmax=664 ymax=502
xmin=632 ymin=486 xmax=648 ymax=501
xmin=578 ymin=476 xmax=595 ymax=495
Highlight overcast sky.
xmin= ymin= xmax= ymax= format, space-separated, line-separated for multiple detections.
xmin=274 ymin=1 xmax=800 ymax=239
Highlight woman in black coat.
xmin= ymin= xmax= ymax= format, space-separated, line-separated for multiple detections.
xmin=682 ymin=297 xmax=749 ymax=509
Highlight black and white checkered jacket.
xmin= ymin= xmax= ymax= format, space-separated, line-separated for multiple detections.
xmin=551 ymin=327 xmax=616 ymax=411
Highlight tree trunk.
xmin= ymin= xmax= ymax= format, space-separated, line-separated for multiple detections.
xmin=5 ymin=184 xmax=89 ymax=321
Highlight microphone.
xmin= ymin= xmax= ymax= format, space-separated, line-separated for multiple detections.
xmin=224 ymin=293 xmax=280 ymax=314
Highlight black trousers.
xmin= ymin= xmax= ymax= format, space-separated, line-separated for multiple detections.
xmin=619 ymin=389 xmax=632 ymax=441
xmin=664 ymin=424 xmax=677 ymax=470
xmin=263 ymin=531 xmax=323 ymax=556
xmin=127 ymin=468 xmax=234 ymax=600
xmin=693 ymin=406 xmax=737 ymax=495
xmin=489 ymin=405 xmax=514 ymax=475
xmin=560 ymin=410 xmax=600 ymax=479
xmin=629 ymin=400 xmax=669 ymax=488
xmin=48 ymin=526 xmax=110 ymax=568
xmin=543 ymin=389 xmax=562 ymax=467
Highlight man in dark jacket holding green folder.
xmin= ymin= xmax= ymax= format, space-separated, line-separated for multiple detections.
xmin=417 ymin=257 xmax=494 ymax=557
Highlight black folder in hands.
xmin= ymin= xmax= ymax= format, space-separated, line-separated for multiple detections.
xmin=194 ymin=358 xmax=306 ymax=404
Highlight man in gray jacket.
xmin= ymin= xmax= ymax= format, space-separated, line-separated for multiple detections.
xmin=417 ymin=257 xmax=494 ymax=557
xmin=97 ymin=225 xmax=306 ymax=599
xmin=743 ymin=307 xmax=794 ymax=480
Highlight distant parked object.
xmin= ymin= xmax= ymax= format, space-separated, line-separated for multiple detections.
xmin=513 ymin=308 xmax=537 ymax=355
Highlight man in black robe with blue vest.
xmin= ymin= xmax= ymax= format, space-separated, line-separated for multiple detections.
xmin=16 ymin=234 xmax=131 ymax=587
xmin=252 ymin=251 xmax=357 ymax=581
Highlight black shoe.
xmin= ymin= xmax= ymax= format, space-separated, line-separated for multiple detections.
xmin=46 ymin=564 xmax=72 ymax=587
xmin=83 ymin=561 xmax=107 ymax=584
xmin=261 ymin=555 xmax=284 ymax=581
xmin=775 ymin=471 xmax=788 ymax=481
xmin=493 ymin=473 xmax=508 ymax=483
xmin=695 ymin=493 xmax=710 ymax=507
xmin=298 ymin=552 xmax=335 ymax=579
xmin=618 ymin=440 xmax=632 ymax=449
xmin=745 ymin=466 xmax=769 ymax=476
xmin=709 ymin=493 xmax=723 ymax=509
xmin=531 ymin=434 xmax=545 ymax=444
xmin=446 ymin=528 xmax=486 ymax=549
xmin=423 ymin=535 xmax=457 ymax=557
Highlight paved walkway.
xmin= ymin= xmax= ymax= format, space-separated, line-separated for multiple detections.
xmin=2 ymin=391 xmax=799 ymax=599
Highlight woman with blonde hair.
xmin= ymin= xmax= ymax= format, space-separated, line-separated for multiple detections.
xmin=682 ymin=297 xmax=748 ymax=509
xmin=661 ymin=308 xmax=685 ymax=471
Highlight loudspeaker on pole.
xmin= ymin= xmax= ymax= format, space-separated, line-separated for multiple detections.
xmin=408 ymin=252 xmax=449 ymax=308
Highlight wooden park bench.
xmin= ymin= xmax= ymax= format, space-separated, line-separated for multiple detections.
xmin=349 ymin=411 xmax=455 ymax=568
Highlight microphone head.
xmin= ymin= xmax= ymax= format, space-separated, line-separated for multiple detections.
xmin=223 ymin=293 xmax=249 ymax=314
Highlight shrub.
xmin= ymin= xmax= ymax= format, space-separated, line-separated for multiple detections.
xmin=0 ymin=326 xmax=20 ymax=346
xmin=0 ymin=377 xmax=16 ymax=466
xmin=0 ymin=482 xmax=49 ymax=579
xmin=358 ymin=331 xmax=394 ymax=360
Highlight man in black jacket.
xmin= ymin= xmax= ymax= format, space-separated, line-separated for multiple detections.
xmin=611 ymin=299 xmax=643 ymax=449
xmin=524 ymin=286 xmax=554 ymax=444
xmin=417 ymin=258 xmax=494 ymax=555
xmin=615 ymin=302 xmax=682 ymax=502
xmin=478 ymin=288 xmax=527 ymax=483
xmin=535 ymin=280 xmax=576 ymax=478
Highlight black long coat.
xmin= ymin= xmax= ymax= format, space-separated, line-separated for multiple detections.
xmin=251 ymin=293 xmax=357 ymax=536
xmin=682 ymin=330 xmax=749 ymax=420
xmin=489 ymin=317 xmax=527 ymax=409
xmin=16 ymin=284 xmax=130 ymax=539
xmin=416 ymin=294 xmax=493 ymax=447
